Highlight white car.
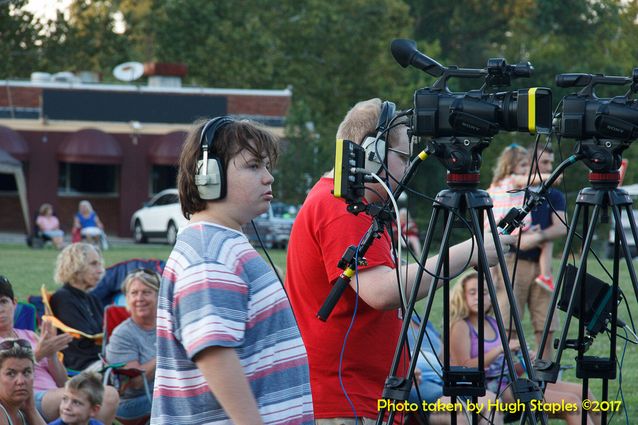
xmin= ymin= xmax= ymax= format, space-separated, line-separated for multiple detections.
xmin=130 ymin=189 xmax=187 ymax=244
xmin=606 ymin=183 xmax=638 ymax=258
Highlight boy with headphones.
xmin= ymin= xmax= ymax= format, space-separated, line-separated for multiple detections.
xmin=284 ymin=98 xmax=515 ymax=424
xmin=151 ymin=118 xmax=313 ymax=425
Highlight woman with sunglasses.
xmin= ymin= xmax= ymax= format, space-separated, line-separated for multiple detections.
xmin=105 ymin=269 xmax=159 ymax=420
xmin=0 ymin=339 xmax=46 ymax=425
xmin=0 ymin=276 xmax=119 ymax=425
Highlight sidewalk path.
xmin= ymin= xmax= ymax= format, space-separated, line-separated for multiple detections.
xmin=0 ymin=232 xmax=136 ymax=246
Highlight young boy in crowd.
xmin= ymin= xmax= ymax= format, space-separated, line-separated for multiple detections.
xmin=48 ymin=372 xmax=104 ymax=425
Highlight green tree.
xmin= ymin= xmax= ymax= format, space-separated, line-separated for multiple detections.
xmin=0 ymin=0 xmax=46 ymax=78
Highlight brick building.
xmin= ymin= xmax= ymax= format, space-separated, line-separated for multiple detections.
xmin=0 ymin=74 xmax=290 ymax=237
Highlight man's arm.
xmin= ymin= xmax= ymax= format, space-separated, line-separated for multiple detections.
xmin=353 ymin=234 xmax=516 ymax=310
xmin=195 ymin=346 xmax=265 ymax=425
xmin=540 ymin=210 xmax=567 ymax=241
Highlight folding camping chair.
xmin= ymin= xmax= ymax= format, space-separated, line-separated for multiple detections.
xmin=13 ymin=302 xmax=37 ymax=331
xmin=90 ymin=258 xmax=165 ymax=308
xmin=101 ymin=305 xmax=152 ymax=425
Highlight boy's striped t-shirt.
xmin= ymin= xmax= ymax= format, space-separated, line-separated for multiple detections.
xmin=151 ymin=222 xmax=313 ymax=425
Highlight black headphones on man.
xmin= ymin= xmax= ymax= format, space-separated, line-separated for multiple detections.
xmin=361 ymin=100 xmax=397 ymax=174
xmin=195 ymin=116 xmax=235 ymax=200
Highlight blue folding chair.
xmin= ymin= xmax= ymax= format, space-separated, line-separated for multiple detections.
xmin=13 ymin=302 xmax=37 ymax=331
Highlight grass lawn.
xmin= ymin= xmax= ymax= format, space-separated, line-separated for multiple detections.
xmin=1 ymin=242 xmax=636 ymax=422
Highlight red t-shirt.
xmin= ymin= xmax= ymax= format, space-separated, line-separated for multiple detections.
xmin=285 ymin=178 xmax=406 ymax=422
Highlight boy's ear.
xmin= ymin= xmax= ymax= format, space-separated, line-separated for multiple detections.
xmin=90 ymin=404 xmax=101 ymax=418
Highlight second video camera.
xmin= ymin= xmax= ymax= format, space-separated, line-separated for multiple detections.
xmin=392 ymin=39 xmax=553 ymax=140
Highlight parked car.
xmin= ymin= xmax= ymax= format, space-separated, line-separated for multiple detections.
xmin=242 ymin=202 xmax=297 ymax=249
xmin=130 ymin=189 xmax=187 ymax=245
xmin=131 ymin=191 xmax=296 ymax=247
xmin=605 ymin=183 xmax=638 ymax=259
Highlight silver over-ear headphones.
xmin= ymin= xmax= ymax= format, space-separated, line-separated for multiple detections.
xmin=195 ymin=116 xmax=234 ymax=200
xmin=361 ymin=100 xmax=396 ymax=174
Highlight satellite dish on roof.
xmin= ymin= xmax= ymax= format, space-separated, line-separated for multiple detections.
xmin=113 ymin=62 xmax=144 ymax=82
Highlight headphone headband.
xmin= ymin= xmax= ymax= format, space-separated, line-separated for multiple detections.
xmin=200 ymin=116 xmax=234 ymax=150
xmin=377 ymin=101 xmax=396 ymax=136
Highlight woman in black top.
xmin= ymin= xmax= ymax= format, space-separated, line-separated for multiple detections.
xmin=50 ymin=243 xmax=105 ymax=371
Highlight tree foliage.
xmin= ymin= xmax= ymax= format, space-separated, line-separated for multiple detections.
xmin=6 ymin=0 xmax=638 ymax=207
xmin=0 ymin=0 xmax=44 ymax=78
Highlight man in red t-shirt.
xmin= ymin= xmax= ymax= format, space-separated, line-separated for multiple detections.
xmin=285 ymin=98 xmax=515 ymax=424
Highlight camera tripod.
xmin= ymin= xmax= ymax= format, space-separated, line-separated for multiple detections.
xmin=534 ymin=171 xmax=638 ymax=425
xmin=377 ymin=174 xmax=545 ymax=425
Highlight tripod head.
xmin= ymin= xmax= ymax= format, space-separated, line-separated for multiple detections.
xmin=425 ymin=137 xmax=488 ymax=187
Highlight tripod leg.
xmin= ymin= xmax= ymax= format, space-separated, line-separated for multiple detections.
xmin=471 ymin=207 xmax=545 ymax=425
xmin=535 ymin=203 xmax=584 ymax=381
xmin=482 ymin=208 xmax=539 ymax=385
xmin=615 ymin=204 xmax=638 ymax=308
xmin=380 ymin=206 xmax=458 ymax=425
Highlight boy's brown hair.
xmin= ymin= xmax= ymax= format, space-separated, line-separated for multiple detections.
xmin=177 ymin=119 xmax=279 ymax=219
xmin=66 ymin=371 xmax=104 ymax=407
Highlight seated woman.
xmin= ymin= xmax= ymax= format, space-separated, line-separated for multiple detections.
xmin=73 ymin=201 xmax=105 ymax=248
xmin=50 ymin=243 xmax=105 ymax=372
xmin=35 ymin=204 xmax=65 ymax=250
xmin=407 ymin=315 xmax=503 ymax=425
xmin=0 ymin=276 xmax=118 ymax=425
xmin=0 ymin=338 xmax=46 ymax=425
xmin=449 ymin=271 xmax=601 ymax=425
xmin=105 ymin=269 xmax=159 ymax=420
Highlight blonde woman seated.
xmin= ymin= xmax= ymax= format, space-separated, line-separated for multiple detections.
xmin=449 ymin=271 xmax=600 ymax=425
xmin=50 ymin=243 xmax=105 ymax=372
xmin=73 ymin=201 xmax=105 ymax=248
xmin=105 ymin=269 xmax=159 ymax=420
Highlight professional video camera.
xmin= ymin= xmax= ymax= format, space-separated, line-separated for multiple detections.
xmin=391 ymin=39 xmax=552 ymax=176
xmin=557 ymin=70 xmax=638 ymax=173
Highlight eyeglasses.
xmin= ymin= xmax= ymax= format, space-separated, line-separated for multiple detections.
xmin=0 ymin=339 xmax=32 ymax=352
xmin=132 ymin=268 xmax=160 ymax=278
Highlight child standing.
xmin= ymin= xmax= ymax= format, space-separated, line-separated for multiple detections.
xmin=48 ymin=372 xmax=104 ymax=425
xmin=449 ymin=272 xmax=600 ymax=425
xmin=151 ymin=117 xmax=313 ymax=425
xmin=488 ymin=144 xmax=555 ymax=291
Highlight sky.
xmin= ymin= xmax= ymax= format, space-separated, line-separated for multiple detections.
xmin=23 ymin=0 xmax=72 ymax=20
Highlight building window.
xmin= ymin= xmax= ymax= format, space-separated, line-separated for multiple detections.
xmin=0 ymin=174 xmax=17 ymax=192
xmin=151 ymin=165 xmax=177 ymax=195
xmin=58 ymin=163 xmax=119 ymax=195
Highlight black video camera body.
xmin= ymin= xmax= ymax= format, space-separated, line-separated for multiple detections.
xmin=391 ymin=39 xmax=552 ymax=176
xmin=413 ymin=87 xmax=552 ymax=139
xmin=557 ymin=70 xmax=638 ymax=173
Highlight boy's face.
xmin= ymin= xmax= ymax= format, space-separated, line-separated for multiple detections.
xmin=59 ymin=388 xmax=100 ymax=425
xmin=222 ymin=143 xmax=275 ymax=227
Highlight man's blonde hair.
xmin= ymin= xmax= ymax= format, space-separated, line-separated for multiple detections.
xmin=336 ymin=98 xmax=406 ymax=148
